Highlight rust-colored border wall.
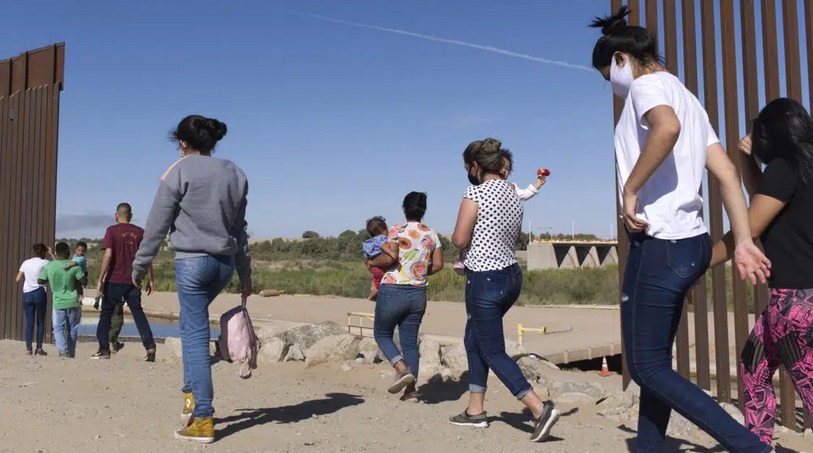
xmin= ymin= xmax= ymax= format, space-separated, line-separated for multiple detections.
xmin=0 ymin=43 xmax=64 ymax=342
xmin=611 ymin=0 xmax=810 ymax=430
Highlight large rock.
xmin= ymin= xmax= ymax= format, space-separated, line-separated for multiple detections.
xmin=258 ymin=337 xmax=288 ymax=364
xmin=358 ymin=337 xmax=379 ymax=364
xmin=517 ymin=356 xmax=549 ymax=384
xmin=276 ymin=321 xmax=346 ymax=350
xmin=666 ymin=411 xmax=696 ymax=437
xmin=552 ymin=381 xmax=607 ymax=402
xmin=305 ymin=334 xmax=361 ymax=367
xmin=720 ymin=402 xmax=745 ymax=425
xmin=505 ymin=340 xmax=528 ymax=360
xmin=557 ymin=392 xmax=595 ymax=405
xmin=440 ymin=343 xmax=469 ymax=378
xmin=622 ymin=381 xmax=640 ymax=408
xmin=284 ymin=343 xmax=305 ymax=362
xmin=164 ymin=337 xmax=183 ymax=358
xmin=419 ymin=338 xmax=442 ymax=377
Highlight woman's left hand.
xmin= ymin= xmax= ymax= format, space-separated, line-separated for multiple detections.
xmin=622 ymin=190 xmax=649 ymax=233
xmin=734 ymin=241 xmax=771 ymax=285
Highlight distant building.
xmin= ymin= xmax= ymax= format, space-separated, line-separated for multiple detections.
xmin=526 ymin=240 xmax=618 ymax=270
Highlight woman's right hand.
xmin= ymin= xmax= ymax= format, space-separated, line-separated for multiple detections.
xmin=738 ymin=134 xmax=752 ymax=156
xmin=241 ymin=284 xmax=253 ymax=300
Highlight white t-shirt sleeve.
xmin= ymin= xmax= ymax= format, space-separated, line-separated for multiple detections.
xmin=631 ymin=77 xmax=672 ymax=127
xmin=706 ymin=120 xmax=721 ymax=147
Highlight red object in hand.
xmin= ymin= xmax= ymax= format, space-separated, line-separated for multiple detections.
xmin=537 ymin=168 xmax=551 ymax=177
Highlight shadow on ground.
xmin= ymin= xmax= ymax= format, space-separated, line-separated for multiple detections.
xmin=619 ymin=425 xmax=730 ymax=452
xmin=214 ymin=392 xmax=364 ymax=440
xmin=416 ymin=372 xmax=469 ymax=405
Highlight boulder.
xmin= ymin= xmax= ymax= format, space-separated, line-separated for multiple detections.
xmin=505 ymin=340 xmax=528 ymax=360
xmin=419 ymin=338 xmax=442 ymax=377
xmin=440 ymin=343 xmax=469 ymax=378
xmin=276 ymin=321 xmax=346 ymax=350
xmin=358 ymin=337 xmax=379 ymax=364
xmin=666 ymin=411 xmax=696 ymax=437
xmin=552 ymin=381 xmax=607 ymax=402
xmin=720 ymin=402 xmax=745 ymax=426
xmin=258 ymin=337 xmax=288 ymax=364
xmin=557 ymin=392 xmax=595 ymax=405
xmin=305 ymin=334 xmax=361 ymax=367
xmin=164 ymin=337 xmax=183 ymax=358
xmin=516 ymin=356 xmax=549 ymax=384
xmin=284 ymin=343 xmax=306 ymax=362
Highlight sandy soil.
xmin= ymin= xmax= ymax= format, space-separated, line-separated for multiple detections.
xmin=1 ymin=339 xmax=809 ymax=453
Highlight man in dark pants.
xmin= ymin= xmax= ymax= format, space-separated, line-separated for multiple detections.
xmin=93 ymin=203 xmax=157 ymax=361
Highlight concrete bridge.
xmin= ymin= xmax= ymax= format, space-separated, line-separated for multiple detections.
xmin=527 ymin=241 xmax=618 ymax=270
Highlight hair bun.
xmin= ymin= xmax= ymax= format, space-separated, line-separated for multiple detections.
xmin=481 ymin=138 xmax=502 ymax=153
xmin=205 ymin=118 xmax=228 ymax=141
xmin=591 ymin=5 xmax=632 ymax=36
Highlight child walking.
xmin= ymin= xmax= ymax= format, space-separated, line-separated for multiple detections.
xmin=454 ymin=150 xmax=548 ymax=275
xmin=363 ymin=216 xmax=389 ymax=301
xmin=39 ymin=242 xmax=87 ymax=358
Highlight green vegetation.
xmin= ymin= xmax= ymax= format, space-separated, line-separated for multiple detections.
xmin=59 ymin=231 xmax=760 ymax=310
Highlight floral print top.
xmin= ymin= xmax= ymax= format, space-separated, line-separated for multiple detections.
xmin=381 ymin=221 xmax=442 ymax=287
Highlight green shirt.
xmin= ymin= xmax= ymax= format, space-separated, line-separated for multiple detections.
xmin=39 ymin=260 xmax=84 ymax=310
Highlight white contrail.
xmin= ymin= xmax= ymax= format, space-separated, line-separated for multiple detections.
xmin=303 ymin=13 xmax=594 ymax=73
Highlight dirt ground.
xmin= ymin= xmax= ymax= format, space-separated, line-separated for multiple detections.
xmin=1 ymin=339 xmax=809 ymax=453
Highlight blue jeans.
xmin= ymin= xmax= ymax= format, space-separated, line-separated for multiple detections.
xmin=97 ymin=282 xmax=156 ymax=352
xmin=623 ymin=233 xmax=769 ymax=453
xmin=373 ymin=284 xmax=426 ymax=377
xmin=52 ymin=307 xmax=81 ymax=356
xmin=176 ymin=255 xmax=234 ymax=418
xmin=464 ymin=263 xmax=531 ymax=399
xmin=23 ymin=288 xmax=47 ymax=351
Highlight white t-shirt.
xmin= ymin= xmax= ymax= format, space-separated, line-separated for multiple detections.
xmin=463 ymin=179 xmax=523 ymax=272
xmin=18 ymin=258 xmax=49 ymax=293
xmin=614 ymin=71 xmax=719 ymax=240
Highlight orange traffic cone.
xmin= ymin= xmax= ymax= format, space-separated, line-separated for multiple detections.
xmin=600 ymin=357 xmax=610 ymax=377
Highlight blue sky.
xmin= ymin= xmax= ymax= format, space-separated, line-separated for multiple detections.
xmin=3 ymin=1 xmax=808 ymax=240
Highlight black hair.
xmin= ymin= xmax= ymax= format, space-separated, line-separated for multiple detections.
xmin=402 ymin=192 xmax=427 ymax=222
xmin=366 ymin=216 xmax=388 ymax=237
xmin=752 ymin=97 xmax=813 ymax=184
xmin=32 ymin=243 xmax=48 ymax=259
xmin=172 ymin=115 xmax=228 ymax=153
xmin=54 ymin=242 xmax=70 ymax=259
xmin=116 ymin=202 xmax=132 ymax=219
xmin=590 ymin=6 xmax=663 ymax=70
xmin=76 ymin=241 xmax=88 ymax=250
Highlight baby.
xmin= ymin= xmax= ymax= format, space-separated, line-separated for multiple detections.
xmin=454 ymin=150 xmax=548 ymax=275
xmin=63 ymin=241 xmax=88 ymax=301
xmin=362 ymin=216 xmax=389 ymax=301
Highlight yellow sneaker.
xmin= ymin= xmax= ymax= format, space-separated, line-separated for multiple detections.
xmin=174 ymin=416 xmax=214 ymax=444
xmin=181 ymin=392 xmax=194 ymax=420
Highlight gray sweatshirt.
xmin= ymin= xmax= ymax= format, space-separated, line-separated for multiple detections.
xmin=132 ymin=155 xmax=252 ymax=286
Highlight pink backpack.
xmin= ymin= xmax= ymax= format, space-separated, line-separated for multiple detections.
xmin=217 ymin=297 xmax=258 ymax=379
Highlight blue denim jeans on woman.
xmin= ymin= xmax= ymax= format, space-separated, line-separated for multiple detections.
xmin=374 ymin=284 xmax=426 ymax=377
xmin=52 ymin=307 xmax=81 ymax=356
xmin=176 ymin=255 xmax=234 ymax=418
xmin=623 ymin=233 xmax=769 ymax=453
xmin=23 ymin=287 xmax=47 ymax=351
xmin=464 ymin=263 xmax=531 ymax=400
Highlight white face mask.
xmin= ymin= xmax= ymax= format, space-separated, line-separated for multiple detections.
xmin=610 ymin=54 xmax=634 ymax=98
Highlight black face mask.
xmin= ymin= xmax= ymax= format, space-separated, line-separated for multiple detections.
xmin=467 ymin=169 xmax=480 ymax=185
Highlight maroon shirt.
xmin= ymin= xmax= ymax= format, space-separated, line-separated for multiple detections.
xmin=102 ymin=223 xmax=145 ymax=285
